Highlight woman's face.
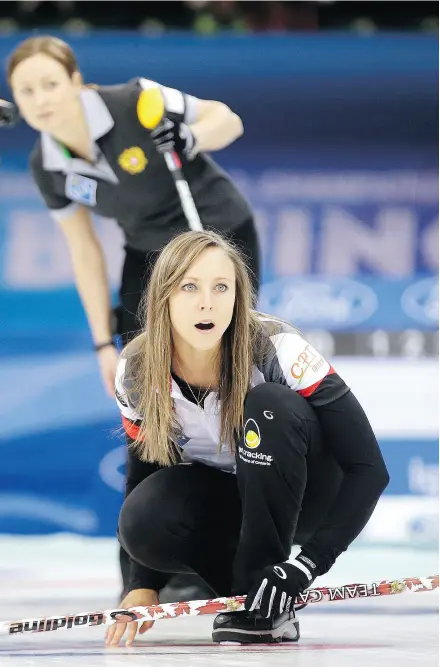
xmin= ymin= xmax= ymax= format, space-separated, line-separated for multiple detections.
xmin=10 ymin=53 xmax=82 ymax=133
xmin=169 ymin=247 xmax=237 ymax=355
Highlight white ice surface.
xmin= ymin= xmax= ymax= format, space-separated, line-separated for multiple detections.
xmin=0 ymin=536 xmax=437 ymax=666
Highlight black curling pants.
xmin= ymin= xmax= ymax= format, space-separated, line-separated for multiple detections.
xmin=118 ymin=383 xmax=343 ymax=596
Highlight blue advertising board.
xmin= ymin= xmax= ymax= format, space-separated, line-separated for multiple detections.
xmin=0 ymin=33 xmax=437 ymax=537
xmin=0 ymin=169 xmax=437 ymax=334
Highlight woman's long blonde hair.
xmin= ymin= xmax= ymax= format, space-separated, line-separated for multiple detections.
xmin=123 ymin=230 xmax=263 ymax=466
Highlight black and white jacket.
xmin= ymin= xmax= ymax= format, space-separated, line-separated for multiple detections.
xmin=115 ymin=316 xmax=348 ymax=472
xmin=115 ymin=315 xmax=389 ymax=588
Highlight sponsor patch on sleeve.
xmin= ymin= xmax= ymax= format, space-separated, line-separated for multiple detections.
xmin=272 ymin=333 xmax=331 ymax=393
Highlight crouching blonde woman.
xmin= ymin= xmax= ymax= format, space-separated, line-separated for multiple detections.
xmin=106 ymin=230 xmax=389 ymax=647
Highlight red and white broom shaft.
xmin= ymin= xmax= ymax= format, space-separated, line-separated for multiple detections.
xmin=2 ymin=574 xmax=438 ymax=636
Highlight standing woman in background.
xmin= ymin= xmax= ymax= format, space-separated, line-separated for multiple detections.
xmin=7 ymin=35 xmax=260 ymax=394
xmin=7 ymin=34 xmax=260 ymax=600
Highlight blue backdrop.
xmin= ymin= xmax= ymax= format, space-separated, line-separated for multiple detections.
xmin=0 ymin=33 xmax=437 ymax=537
xmin=0 ymin=33 xmax=438 ymax=168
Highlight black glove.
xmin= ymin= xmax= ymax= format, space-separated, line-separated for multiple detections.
xmin=245 ymin=554 xmax=317 ymax=618
xmin=0 ymin=99 xmax=19 ymax=127
xmin=150 ymin=117 xmax=197 ymax=159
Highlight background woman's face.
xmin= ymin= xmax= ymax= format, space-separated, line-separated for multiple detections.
xmin=11 ymin=53 xmax=82 ymax=133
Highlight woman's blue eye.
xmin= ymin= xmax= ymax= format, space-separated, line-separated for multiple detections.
xmin=181 ymin=283 xmax=228 ymax=292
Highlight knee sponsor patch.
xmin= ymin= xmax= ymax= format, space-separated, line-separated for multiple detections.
xmin=241 ymin=417 xmax=274 ymax=465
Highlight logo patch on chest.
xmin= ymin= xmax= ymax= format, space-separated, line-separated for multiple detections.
xmin=65 ymin=173 xmax=98 ymax=206
xmin=118 ymin=146 xmax=148 ymax=174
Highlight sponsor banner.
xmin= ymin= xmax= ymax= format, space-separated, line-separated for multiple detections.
xmin=358 ymin=496 xmax=438 ymax=548
xmin=298 ymin=331 xmax=438 ymax=359
xmin=0 ymin=181 xmax=437 ymax=333
xmin=0 ymin=174 xmax=437 ymax=288
xmin=1 ymin=277 xmax=437 ymax=335
xmin=260 ymin=276 xmax=438 ymax=331
xmin=379 ymin=441 xmax=438 ymax=497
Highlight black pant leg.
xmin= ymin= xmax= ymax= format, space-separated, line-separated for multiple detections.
xmin=118 ymin=464 xmax=242 ymax=597
xmin=294 ymin=429 xmax=343 ymax=547
xmin=225 ymin=217 xmax=261 ymax=297
xmin=117 ymin=248 xmax=159 ymax=346
xmin=232 ymin=382 xmax=341 ymax=594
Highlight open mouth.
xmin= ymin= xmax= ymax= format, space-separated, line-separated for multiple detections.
xmin=195 ymin=322 xmax=215 ymax=331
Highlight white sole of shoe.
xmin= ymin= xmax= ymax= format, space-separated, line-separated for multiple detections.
xmin=213 ymin=618 xmax=300 ymax=644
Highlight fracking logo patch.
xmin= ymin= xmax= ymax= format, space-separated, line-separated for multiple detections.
xmin=244 ymin=418 xmax=260 ymax=449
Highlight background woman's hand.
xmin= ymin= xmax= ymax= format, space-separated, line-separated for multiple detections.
xmin=97 ymin=344 xmax=120 ymax=397
xmin=105 ymin=588 xmax=160 ymax=647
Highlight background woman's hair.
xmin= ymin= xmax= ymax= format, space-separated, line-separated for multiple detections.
xmin=7 ymin=35 xmax=79 ymax=83
xmin=122 ymin=230 xmax=263 ymax=467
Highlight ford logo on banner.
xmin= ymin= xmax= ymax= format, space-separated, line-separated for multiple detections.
xmin=259 ymin=277 xmax=378 ymax=328
xmin=401 ymin=277 xmax=439 ymax=326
